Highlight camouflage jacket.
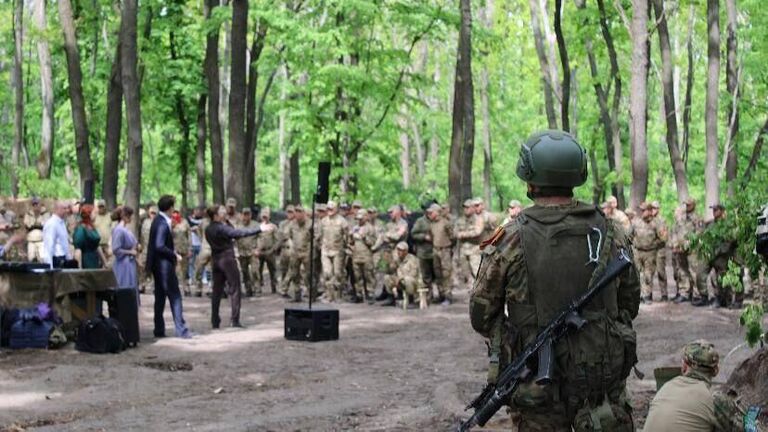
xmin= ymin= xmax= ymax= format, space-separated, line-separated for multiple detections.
xmin=671 ymin=212 xmax=702 ymax=252
xmin=348 ymin=223 xmax=377 ymax=263
xmin=633 ymin=217 xmax=667 ymax=251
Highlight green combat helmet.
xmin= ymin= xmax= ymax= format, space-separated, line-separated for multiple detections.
xmin=683 ymin=339 xmax=720 ymax=374
xmin=516 ymin=130 xmax=588 ymax=188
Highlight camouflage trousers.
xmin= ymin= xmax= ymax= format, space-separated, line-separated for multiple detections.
xmin=458 ymin=242 xmax=482 ymax=285
xmin=238 ymin=255 xmax=257 ymax=296
xmin=256 ymin=253 xmax=278 ymax=294
xmin=351 ymin=259 xmax=375 ymax=299
xmin=635 ymin=249 xmax=660 ymax=298
xmin=175 ymin=253 xmax=189 ymax=295
xmin=672 ymin=251 xmax=701 ymax=299
xmin=27 ymin=240 xmax=45 ymax=263
xmin=278 ymin=249 xmax=291 ymax=294
xmin=193 ymin=248 xmax=212 ymax=296
xmin=383 ymin=274 xmax=420 ymax=297
xmin=433 ymin=246 xmax=453 ymax=301
xmin=138 ymin=251 xmax=153 ymax=293
xmin=656 ymin=247 xmax=668 ymax=294
xmin=287 ymin=252 xmax=311 ymax=299
xmin=321 ymin=252 xmax=346 ymax=301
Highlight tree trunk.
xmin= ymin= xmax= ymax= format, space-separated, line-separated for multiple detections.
xmin=744 ymin=116 xmax=768 ymax=182
xmin=289 ymin=151 xmax=300 ymax=205
xmin=399 ymin=113 xmax=411 ymax=189
xmin=226 ymin=0 xmax=248 ymax=204
xmin=724 ymin=0 xmax=739 ymax=197
xmin=195 ymin=94 xmax=207 ymax=207
xmin=58 ymin=0 xmax=95 ymax=192
xmin=33 ymin=0 xmax=53 ymax=179
xmin=528 ymin=0 xmax=557 ymax=128
xmin=243 ymin=25 xmax=268 ymax=208
xmin=554 ymin=0 xmax=570 ymax=131
xmin=448 ymin=0 xmax=475 ymax=214
xmin=121 ymin=0 xmax=143 ymax=234
xmin=682 ymin=3 xmax=695 ymax=167
xmin=705 ymin=0 xmax=720 ymax=217
xmin=11 ymin=0 xmax=23 ymax=197
xmin=412 ymin=119 xmax=425 ymax=178
xmin=652 ymin=0 xmax=689 ymax=203
xmin=102 ymin=39 xmax=122 ymax=209
xmin=170 ymin=31 xmax=191 ymax=211
xmin=480 ymin=0 xmax=494 ymax=207
xmin=205 ymin=0 xmax=225 ymax=204
xmin=629 ymin=0 xmax=649 ymax=210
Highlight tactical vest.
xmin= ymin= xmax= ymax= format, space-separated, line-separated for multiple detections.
xmin=504 ymin=203 xmax=634 ymax=408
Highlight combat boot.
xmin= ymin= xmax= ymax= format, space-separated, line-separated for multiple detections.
xmin=691 ymin=297 xmax=707 ymax=307
xmin=379 ymin=294 xmax=396 ymax=307
xmin=641 ymin=296 xmax=653 ymax=305
xmin=673 ymin=295 xmax=689 ymax=304
xmin=730 ymin=293 xmax=744 ymax=310
xmin=660 ymin=295 xmax=669 ymax=302
xmin=709 ymin=297 xmax=722 ymax=308
xmin=374 ymin=289 xmax=388 ymax=301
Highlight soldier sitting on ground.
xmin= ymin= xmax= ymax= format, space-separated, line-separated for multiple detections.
xmin=379 ymin=242 xmax=421 ymax=308
xmin=644 ymin=340 xmax=746 ymax=431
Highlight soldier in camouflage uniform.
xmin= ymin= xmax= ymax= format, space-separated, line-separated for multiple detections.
xmin=671 ymin=198 xmax=703 ymax=303
xmin=694 ymin=204 xmax=738 ymax=308
xmin=286 ymin=206 xmax=311 ymax=301
xmin=650 ymin=201 xmax=670 ymax=297
xmin=455 ymin=199 xmax=485 ymax=284
xmin=633 ymin=202 xmax=668 ymax=303
xmin=317 ymin=201 xmax=348 ymax=302
xmin=411 ymin=204 xmax=438 ymax=303
xmin=501 ymin=199 xmax=523 ymax=226
xmin=193 ymin=211 xmax=212 ymax=297
xmin=380 ymin=242 xmax=422 ymax=307
xmin=236 ymin=208 xmax=259 ymax=296
xmin=92 ymin=200 xmax=113 ymax=267
xmin=606 ymin=196 xmax=632 ymax=234
xmin=429 ymin=203 xmax=454 ymax=304
xmin=23 ymin=197 xmax=50 ymax=262
xmin=473 ymin=198 xmax=498 ymax=242
xmin=348 ymin=209 xmax=377 ymax=302
xmin=470 ymin=130 xmax=640 ymax=431
xmin=171 ymin=210 xmax=191 ymax=295
xmin=644 ymin=340 xmax=747 ymax=431
xmin=225 ymin=198 xmax=240 ymax=226
xmin=255 ymin=208 xmax=278 ymax=294
xmin=275 ymin=205 xmax=295 ymax=295
xmin=138 ymin=206 xmax=157 ymax=293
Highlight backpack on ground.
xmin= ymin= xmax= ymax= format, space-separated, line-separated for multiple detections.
xmin=9 ymin=308 xmax=55 ymax=349
xmin=75 ymin=315 xmax=126 ymax=354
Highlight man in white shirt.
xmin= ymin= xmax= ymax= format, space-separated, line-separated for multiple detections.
xmin=42 ymin=201 xmax=72 ymax=267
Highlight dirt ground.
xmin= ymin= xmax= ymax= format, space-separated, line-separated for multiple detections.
xmin=0 ymin=285 xmax=763 ymax=432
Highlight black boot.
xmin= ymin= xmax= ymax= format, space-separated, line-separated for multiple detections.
xmin=729 ymin=293 xmax=744 ymax=310
xmin=709 ymin=297 xmax=722 ymax=308
xmin=673 ymin=295 xmax=689 ymax=304
xmin=641 ymin=296 xmax=653 ymax=305
xmin=379 ymin=294 xmax=396 ymax=307
xmin=374 ymin=289 xmax=388 ymax=301
xmin=691 ymin=297 xmax=707 ymax=307
xmin=660 ymin=295 xmax=669 ymax=302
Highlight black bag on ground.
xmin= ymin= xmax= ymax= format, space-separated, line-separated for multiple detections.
xmin=76 ymin=315 xmax=126 ymax=354
xmin=109 ymin=288 xmax=140 ymax=347
xmin=9 ymin=309 xmax=54 ymax=349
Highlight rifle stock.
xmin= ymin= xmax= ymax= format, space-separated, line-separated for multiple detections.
xmin=458 ymin=250 xmax=632 ymax=431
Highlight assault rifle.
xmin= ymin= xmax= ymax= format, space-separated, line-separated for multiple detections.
xmin=458 ymin=249 xmax=633 ymax=432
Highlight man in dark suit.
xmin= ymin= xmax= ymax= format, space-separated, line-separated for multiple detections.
xmin=147 ymin=195 xmax=192 ymax=338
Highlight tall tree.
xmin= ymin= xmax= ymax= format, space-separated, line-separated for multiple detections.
xmin=102 ymin=39 xmax=122 ymax=209
xmin=58 ymin=0 xmax=95 ymax=192
xmin=724 ymin=0 xmax=739 ymax=197
xmin=705 ymin=0 xmax=720 ymax=216
xmin=629 ymin=0 xmax=649 ymax=209
xmin=226 ymin=0 xmax=248 ymax=203
xmin=448 ymin=0 xmax=475 ymax=213
xmin=121 ymin=0 xmax=143 ymax=233
xmin=33 ymin=0 xmax=53 ymax=179
xmin=204 ymin=0 xmax=225 ymax=204
xmin=479 ymin=0 xmax=494 ymax=206
xmin=11 ymin=0 xmax=23 ymax=196
xmin=528 ymin=0 xmax=557 ymax=128
xmin=195 ymin=94 xmax=207 ymax=207
xmin=553 ymin=0 xmax=570 ymax=131
xmin=170 ymin=31 xmax=191 ymax=211
xmin=652 ymin=0 xmax=689 ymax=203
xmin=682 ymin=3 xmax=695 ymax=166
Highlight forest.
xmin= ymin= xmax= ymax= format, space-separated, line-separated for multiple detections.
xmin=0 ymin=0 xmax=766 ymax=224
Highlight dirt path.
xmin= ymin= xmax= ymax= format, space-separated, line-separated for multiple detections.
xmin=0 ymin=290 xmax=761 ymax=432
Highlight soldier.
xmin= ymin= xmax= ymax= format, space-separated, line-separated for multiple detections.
xmin=501 ymin=199 xmax=523 ymax=226
xmin=411 ymin=204 xmax=436 ymax=302
xmin=193 ymin=208 xmax=213 ymax=297
xmin=607 ymin=195 xmax=632 ymax=234
xmin=348 ymin=209 xmax=377 ymax=302
xmin=644 ymin=340 xmax=746 ymax=431
xmin=470 ymin=130 xmax=640 ymax=431
xmin=138 ymin=205 xmax=157 ymax=293
xmin=633 ymin=202 xmax=668 ymax=303
xmin=380 ymin=241 xmax=422 ymax=308
xmin=225 ymin=197 xmax=240 ymax=225
xmin=671 ymin=198 xmax=703 ymax=303
xmin=286 ymin=205 xmax=311 ymax=301
xmin=171 ymin=210 xmax=191 ymax=296
xmin=430 ymin=203 xmax=454 ymax=304
xmin=255 ymin=208 xmax=279 ymax=295
xmin=650 ymin=201 xmax=670 ymax=296
xmin=694 ymin=204 xmax=738 ymax=308
xmin=92 ymin=199 xmax=113 ymax=266
xmin=23 ymin=197 xmax=50 ymax=262
xmin=236 ymin=208 xmax=259 ymax=296
xmin=455 ymin=199 xmax=485 ymax=284
xmin=275 ymin=204 xmax=295 ymax=295
xmin=473 ymin=198 xmax=498 ymax=242
xmin=340 ymin=202 xmax=354 ymax=225
xmin=317 ymin=201 xmax=348 ymax=302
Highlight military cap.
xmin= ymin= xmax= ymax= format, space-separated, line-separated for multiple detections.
xmin=340 ymin=202 xmax=350 ymax=210
xmin=508 ymin=200 xmax=522 ymax=208
xmin=294 ymin=205 xmax=305 ymax=212
xmin=31 ymin=196 xmax=41 ymax=205
xmin=242 ymin=207 xmax=252 ymax=214
xmin=326 ymin=200 xmax=337 ymax=210
xmin=355 ymin=209 xmax=367 ymax=220
xmin=316 ymin=203 xmax=327 ymax=211
xmin=639 ymin=202 xmax=648 ymax=210
xmin=387 ymin=204 xmax=401 ymax=213
xmin=710 ymin=203 xmax=725 ymax=211
xmin=607 ymin=196 xmax=618 ymax=206
xmin=260 ymin=208 xmax=272 ymax=218
xmin=226 ymin=197 xmax=237 ymax=207
xmin=651 ymin=201 xmax=660 ymax=209
xmin=285 ymin=204 xmax=295 ymax=212
xmin=683 ymin=339 xmax=719 ymax=372
xmin=352 ymin=200 xmax=363 ymax=208
xmin=600 ymin=201 xmax=610 ymax=209
xmin=472 ymin=198 xmax=484 ymax=206
xmin=463 ymin=199 xmax=474 ymax=208
xmin=684 ymin=197 xmax=696 ymax=206
xmin=95 ymin=199 xmax=106 ymax=207
xmin=426 ymin=203 xmax=442 ymax=214
xmin=367 ymin=206 xmax=378 ymax=213
xmin=395 ymin=241 xmax=409 ymax=251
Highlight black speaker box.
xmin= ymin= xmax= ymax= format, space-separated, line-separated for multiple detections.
xmin=284 ymin=306 xmax=338 ymax=342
